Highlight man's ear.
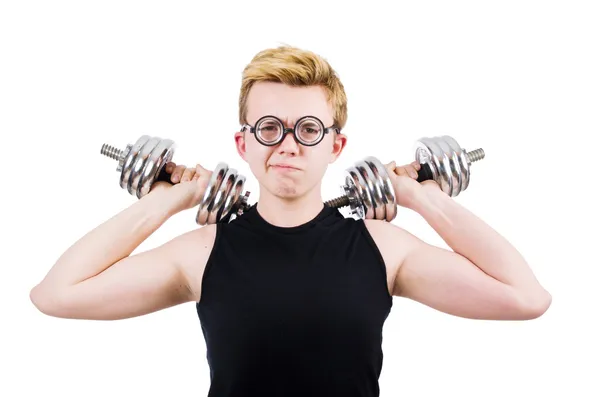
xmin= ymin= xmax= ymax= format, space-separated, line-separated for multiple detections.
xmin=329 ymin=133 xmax=348 ymax=163
xmin=234 ymin=130 xmax=247 ymax=161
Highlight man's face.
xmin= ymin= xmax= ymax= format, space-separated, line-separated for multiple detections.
xmin=234 ymin=81 xmax=347 ymax=200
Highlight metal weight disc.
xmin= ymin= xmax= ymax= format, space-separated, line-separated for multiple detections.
xmin=354 ymin=159 xmax=385 ymax=220
xmin=136 ymin=138 xmax=176 ymax=198
xmin=358 ymin=158 xmax=389 ymax=221
xmin=363 ymin=156 xmax=397 ymax=222
xmin=120 ymin=135 xmax=150 ymax=191
xmin=415 ymin=137 xmax=452 ymax=196
xmin=219 ymin=173 xmax=246 ymax=223
xmin=127 ymin=136 xmax=162 ymax=197
xmin=361 ymin=159 xmax=386 ymax=220
xmin=443 ymin=135 xmax=470 ymax=194
xmin=414 ymin=137 xmax=439 ymax=184
xmin=205 ymin=167 xmax=241 ymax=225
xmin=340 ymin=181 xmax=363 ymax=219
xmin=435 ymin=137 xmax=461 ymax=197
xmin=195 ymin=163 xmax=229 ymax=225
xmin=432 ymin=137 xmax=455 ymax=196
xmin=345 ymin=165 xmax=373 ymax=219
xmin=415 ymin=135 xmax=474 ymax=197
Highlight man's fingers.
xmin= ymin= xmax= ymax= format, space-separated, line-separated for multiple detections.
xmin=165 ymin=162 xmax=176 ymax=174
xmin=392 ymin=164 xmax=418 ymax=179
xmin=182 ymin=167 xmax=199 ymax=182
xmin=171 ymin=165 xmax=187 ymax=182
xmin=192 ymin=164 xmax=205 ymax=181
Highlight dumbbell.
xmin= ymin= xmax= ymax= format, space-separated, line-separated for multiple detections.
xmin=323 ymin=135 xmax=485 ymax=222
xmin=100 ymin=135 xmax=251 ymax=225
xmin=101 ymin=134 xmax=483 ymax=225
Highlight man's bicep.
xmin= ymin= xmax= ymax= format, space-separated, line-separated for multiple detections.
xmin=394 ymin=241 xmax=524 ymax=320
xmin=41 ymin=227 xmax=213 ymax=321
xmin=64 ymin=251 xmax=186 ymax=320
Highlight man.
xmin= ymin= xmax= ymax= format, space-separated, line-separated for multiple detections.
xmin=30 ymin=45 xmax=551 ymax=396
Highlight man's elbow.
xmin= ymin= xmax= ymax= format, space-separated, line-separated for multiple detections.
xmin=517 ymin=288 xmax=552 ymax=320
xmin=30 ymin=284 xmax=51 ymax=315
xmin=30 ymin=284 xmax=67 ymax=318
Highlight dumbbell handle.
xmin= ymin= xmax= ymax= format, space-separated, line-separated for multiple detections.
xmin=155 ymin=166 xmax=175 ymax=185
xmin=416 ymin=163 xmax=434 ymax=183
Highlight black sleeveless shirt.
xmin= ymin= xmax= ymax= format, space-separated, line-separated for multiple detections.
xmin=196 ymin=204 xmax=393 ymax=397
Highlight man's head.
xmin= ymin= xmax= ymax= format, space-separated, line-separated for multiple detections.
xmin=234 ymin=45 xmax=348 ymax=201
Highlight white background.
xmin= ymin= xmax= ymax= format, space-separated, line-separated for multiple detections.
xmin=1 ymin=1 xmax=598 ymax=396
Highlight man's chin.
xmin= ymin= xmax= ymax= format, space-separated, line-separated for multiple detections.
xmin=266 ymin=178 xmax=302 ymax=198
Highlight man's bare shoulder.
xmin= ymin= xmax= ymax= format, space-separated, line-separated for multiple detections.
xmin=169 ymin=224 xmax=218 ymax=303
xmin=362 ymin=219 xmax=423 ymax=259
xmin=362 ymin=219 xmax=424 ymax=295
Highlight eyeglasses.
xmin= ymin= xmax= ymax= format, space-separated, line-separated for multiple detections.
xmin=241 ymin=115 xmax=340 ymax=147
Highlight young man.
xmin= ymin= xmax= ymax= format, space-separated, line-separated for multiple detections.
xmin=30 ymin=46 xmax=551 ymax=396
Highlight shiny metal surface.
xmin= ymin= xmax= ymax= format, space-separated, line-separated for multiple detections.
xmin=325 ymin=135 xmax=484 ymax=221
xmin=102 ymin=134 xmax=484 ymax=225
xmin=101 ymin=136 xmax=248 ymax=225
xmin=195 ymin=163 xmax=250 ymax=226
xmin=332 ymin=156 xmax=397 ymax=221
xmin=101 ymin=135 xmax=175 ymax=199
xmin=414 ymin=135 xmax=484 ymax=197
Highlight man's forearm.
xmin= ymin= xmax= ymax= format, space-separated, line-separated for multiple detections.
xmin=37 ymin=189 xmax=181 ymax=289
xmin=411 ymin=186 xmax=547 ymax=295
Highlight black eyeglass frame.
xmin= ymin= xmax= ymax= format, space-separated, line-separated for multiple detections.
xmin=240 ymin=115 xmax=340 ymax=147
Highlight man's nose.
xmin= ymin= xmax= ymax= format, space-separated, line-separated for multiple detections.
xmin=278 ymin=131 xmax=300 ymax=154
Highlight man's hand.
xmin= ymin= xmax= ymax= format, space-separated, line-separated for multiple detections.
xmin=384 ymin=160 xmax=440 ymax=209
xmin=150 ymin=162 xmax=212 ymax=212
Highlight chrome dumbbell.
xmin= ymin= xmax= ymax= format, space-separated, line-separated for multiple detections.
xmin=324 ymin=135 xmax=485 ymax=221
xmin=100 ymin=135 xmax=251 ymax=225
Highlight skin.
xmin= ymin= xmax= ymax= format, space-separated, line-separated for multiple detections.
xmin=30 ymin=81 xmax=551 ymax=322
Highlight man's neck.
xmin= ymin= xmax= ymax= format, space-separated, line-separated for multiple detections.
xmin=255 ymin=192 xmax=325 ymax=228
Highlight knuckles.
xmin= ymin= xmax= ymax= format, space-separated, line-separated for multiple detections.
xmin=386 ymin=161 xmax=420 ymax=180
xmin=163 ymin=162 xmax=206 ymax=184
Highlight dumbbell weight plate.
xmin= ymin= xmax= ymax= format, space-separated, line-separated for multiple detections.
xmin=443 ymin=136 xmax=471 ymax=194
xmin=357 ymin=157 xmax=396 ymax=222
xmin=217 ymin=173 xmax=246 ymax=224
xmin=195 ymin=163 xmax=246 ymax=225
xmin=436 ymin=136 xmax=466 ymax=196
xmin=344 ymin=165 xmax=373 ymax=220
xmin=415 ymin=137 xmax=454 ymax=196
xmin=118 ymin=135 xmax=176 ymax=199
xmin=363 ymin=157 xmax=396 ymax=222
xmin=135 ymin=138 xmax=176 ymax=198
xmin=357 ymin=159 xmax=385 ymax=221
xmin=196 ymin=163 xmax=227 ymax=225
xmin=415 ymin=135 xmax=470 ymax=197
xmin=206 ymin=167 xmax=244 ymax=225
xmin=119 ymin=135 xmax=149 ymax=194
xmin=344 ymin=157 xmax=397 ymax=222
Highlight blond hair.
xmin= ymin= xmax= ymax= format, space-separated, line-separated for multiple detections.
xmin=239 ymin=45 xmax=348 ymax=129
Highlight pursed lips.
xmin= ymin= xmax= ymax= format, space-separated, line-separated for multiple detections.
xmin=270 ymin=164 xmax=301 ymax=170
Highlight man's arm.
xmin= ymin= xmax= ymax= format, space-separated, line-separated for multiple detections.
xmin=30 ymin=225 xmax=215 ymax=321
xmin=366 ymin=187 xmax=551 ymax=321
xmin=30 ymin=164 xmax=214 ymax=320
